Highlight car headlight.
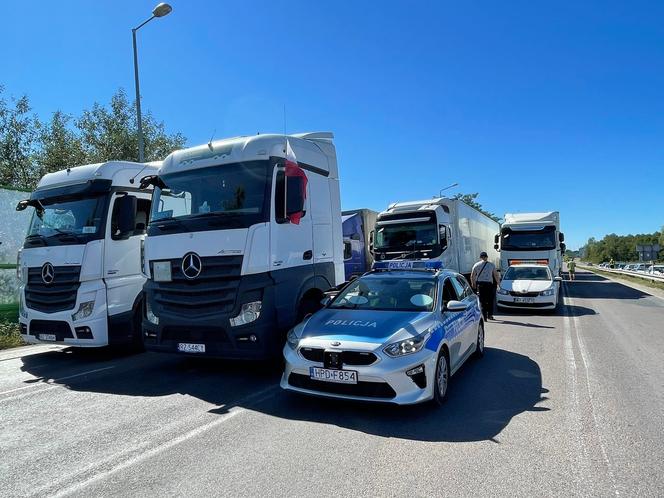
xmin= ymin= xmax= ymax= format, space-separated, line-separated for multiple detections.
xmin=497 ymin=287 xmax=509 ymax=295
xmin=384 ymin=331 xmax=431 ymax=358
xmin=72 ymin=300 xmax=95 ymax=321
xmin=286 ymin=328 xmax=300 ymax=349
xmin=146 ymin=301 xmax=159 ymax=325
xmin=540 ymin=288 xmax=556 ymax=296
xmin=229 ymin=301 xmax=262 ymax=327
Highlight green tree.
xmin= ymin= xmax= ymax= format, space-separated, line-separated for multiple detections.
xmin=38 ymin=111 xmax=85 ymax=176
xmin=452 ymin=192 xmax=500 ymax=222
xmin=75 ymin=88 xmax=185 ymax=163
xmin=0 ymin=87 xmax=41 ymax=189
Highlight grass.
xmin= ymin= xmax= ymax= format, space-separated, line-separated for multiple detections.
xmin=0 ymin=263 xmax=17 ymax=270
xmin=0 ymin=303 xmax=23 ymax=350
xmin=583 ymin=266 xmax=664 ymax=293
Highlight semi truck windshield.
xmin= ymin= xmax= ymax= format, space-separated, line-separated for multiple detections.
xmin=374 ymin=221 xmax=438 ymax=252
xmin=26 ymin=195 xmax=107 ymax=245
xmin=150 ymin=161 xmax=270 ymax=231
xmin=501 ymin=226 xmax=557 ymax=250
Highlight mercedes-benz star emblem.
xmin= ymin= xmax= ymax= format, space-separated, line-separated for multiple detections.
xmin=331 ymin=341 xmax=341 ymax=347
xmin=181 ymin=252 xmax=202 ymax=280
xmin=41 ymin=262 xmax=55 ymax=284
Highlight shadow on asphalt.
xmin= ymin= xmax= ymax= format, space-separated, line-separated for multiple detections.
xmin=564 ymin=271 xmax=652 ymax=301
xmin=20 ymin=346 xmax=546 ymax=443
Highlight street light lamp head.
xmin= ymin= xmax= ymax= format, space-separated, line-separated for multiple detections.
xmin=152 ymin=2 xmax=172 ymax=17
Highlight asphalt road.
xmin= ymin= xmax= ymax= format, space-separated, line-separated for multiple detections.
xmin=2 ymin=269 xmax=663 ymax=497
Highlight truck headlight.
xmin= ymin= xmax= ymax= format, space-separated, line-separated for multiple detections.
xmin=72 ymin=300 xmax=95 ymax=321
xmin=497 ymin=288 xmax=509 ymax=295
xmin=384 ymin=331 xmax=431 ymax=358
xmin=146 ymin=301 xmax=159 ymax=325
xmin=540 ymin=288 xmax=556 ymax=296
xmin=229 ymin=301 xmax=262 ymax=327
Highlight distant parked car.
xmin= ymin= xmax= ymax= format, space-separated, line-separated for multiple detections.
xmin=632 ymin=263 xmax=648 ymax=272
xmin=648 ymin=265 xmax=664 ymax=275
xmin=623 ymin=264 xmax=636 ymax=271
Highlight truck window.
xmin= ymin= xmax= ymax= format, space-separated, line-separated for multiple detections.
xmin=275 ymin=171 xmax=307 ymax=223
xmin=343 ymin=240 xmax=352 ymax=260
xmin=111 ymin=197 xmax=151 ymax=240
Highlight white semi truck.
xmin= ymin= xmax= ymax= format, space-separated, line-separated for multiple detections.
xmin=372 ymin=198 xmax=500 ymax=276
xmin=139 ymin=132 xmax=344 ymax=360
xmin=494 ymin=211 xmax=565 ymax=277
xmin=16 ymin=161 xmax=159 ymax=348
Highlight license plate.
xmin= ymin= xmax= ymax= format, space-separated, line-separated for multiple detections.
xmin=309 ymin=367 xmax=358 ymax=384
xmin=153 ymin=261 xmax=172 ymax=282
xmin=514 ymin=297 xmax=535 ymax=304
xmin=177 ymin=343 xmax=206 ymax=353
xmin=38 ymin=334 xmax=56 ymax=341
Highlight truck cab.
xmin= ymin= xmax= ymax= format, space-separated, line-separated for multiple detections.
xmin=373 ymin=198 xmax=500 ymax=277
xmin=16 ymin=161 xmax=159 ymax=348
xmin=496 ymin=212 xmax=565 ymax=277
xmin=140 ymin=132 xmax=344 ymax=360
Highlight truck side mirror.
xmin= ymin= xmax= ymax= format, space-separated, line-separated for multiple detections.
xmin=494 ymin=244 xmax=499 ymax=250
xmin=275 ymin=170 xmax=306 ymax=224
xmin=116 ymin=195 xmax=137 ymax=238
xmin=559 ymin=232 xmax=565 ymax=242
xmin=439 ymin=226 xmax=448 ymax=250
xmin=560 ymin=243 xmax=566 ymax=253
xmin=369 ymin=230 xmax=375 ymax=254
xmin=494 ymin=234 xmax=499 ymax=244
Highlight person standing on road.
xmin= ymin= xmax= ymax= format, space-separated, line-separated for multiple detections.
xmin=567 ymin=259 xmax=576 ymax=281
xmin=471 ymin=251 xmax=501 ymax=321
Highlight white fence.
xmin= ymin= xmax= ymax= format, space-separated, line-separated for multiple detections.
xmin=580 ymin=265 xmax=664 ymax=283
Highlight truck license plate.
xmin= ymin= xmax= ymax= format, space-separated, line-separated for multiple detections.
xmin=310 ymin=367 xmax=358 ymax=384
xmin=38 ymin=334 xmax=56 ymax=341
xmin=177 ymin=343 xmax=206 ymax=353
xmin=514 ymin=297 xmax=535 ymax=304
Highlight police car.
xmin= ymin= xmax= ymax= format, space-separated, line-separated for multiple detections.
xmin=280 ymin=261 xmax=484 ymax=405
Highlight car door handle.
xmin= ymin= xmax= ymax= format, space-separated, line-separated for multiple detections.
xmin=303 ymin=250 xmax=313 ymax=260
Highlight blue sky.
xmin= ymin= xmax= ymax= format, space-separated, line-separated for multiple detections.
xmin=2 ymin=0 xmax=663 ymax=249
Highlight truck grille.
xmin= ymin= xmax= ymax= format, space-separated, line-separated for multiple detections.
xmin=151 ymin=255 xmax=243 ymax=317
xmin=25 ymin=266 xmax=81 ymax=313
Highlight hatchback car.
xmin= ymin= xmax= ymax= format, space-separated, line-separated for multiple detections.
xmin=281 ymin=261 xmax=484 ymax=405
xmin=496 ymin=264 xmax=562 ymax=311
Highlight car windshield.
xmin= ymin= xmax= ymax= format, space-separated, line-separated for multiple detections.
xmin=27 ymin=195 xmax=106 ymax=239
xmin=501 ymin=226 xmax=557 ymax=250
xmin=504 ymin=266 xmax=552 ymax=281
xmin=329 ymin=276 xmax=437 ymax=312
xmin=374 ymin=222 xmax=438 ymax=252
xmin=150 ymin=161 xmax=270 ymax=230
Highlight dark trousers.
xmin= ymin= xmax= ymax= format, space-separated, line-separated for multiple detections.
xmin=477 ymin=282 xmax=496 ymax=319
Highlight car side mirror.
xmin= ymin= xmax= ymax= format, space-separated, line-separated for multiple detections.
xmin=116 ymin=195 xmax=137 ymax=237
xmin=320 ymin=296 xmax=331 ymax=307
xmin=445 ymin=300 xmax=467 ymax=312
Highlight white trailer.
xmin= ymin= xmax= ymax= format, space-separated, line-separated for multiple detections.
xmin=139 ymin=132 xmax=344 ymax=360
xmin=16 ymin=161 xmax=159 ymax=348
xmin=373 ymin=198 xmax=500 ymax=276
xmin=495 ymin=211 xmax=565 ymax=277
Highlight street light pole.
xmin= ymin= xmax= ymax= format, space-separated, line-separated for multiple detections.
xmin=131 ymin=3 xmax=172 ymax=163
xmin=439 ymin=182 xmax=459 ymax=197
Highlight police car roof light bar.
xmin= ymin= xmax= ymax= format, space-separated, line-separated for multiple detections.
xmin=372 ymin=260 xmax=444 ymax=272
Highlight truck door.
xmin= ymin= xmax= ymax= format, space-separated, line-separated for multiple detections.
xmin=104 ymin=192 xmax=151 ymax=341
xmin=270 ymin=166 xmax=313 ymax=323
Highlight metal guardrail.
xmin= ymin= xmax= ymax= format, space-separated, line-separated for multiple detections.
xmin=579 ymin=265 xmax=664 ymax=283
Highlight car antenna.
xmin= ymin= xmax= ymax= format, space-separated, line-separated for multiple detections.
xmin=207 ymin=128 xmax=216 ymax=151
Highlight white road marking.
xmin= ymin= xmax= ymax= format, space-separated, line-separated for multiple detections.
xmin=564 ymin=282 xmax=619 ymax=496
xmin=0 ymin=366 xmax=115 ymax=397
xmin=44 ymin=385 xmax=280 ymax=498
